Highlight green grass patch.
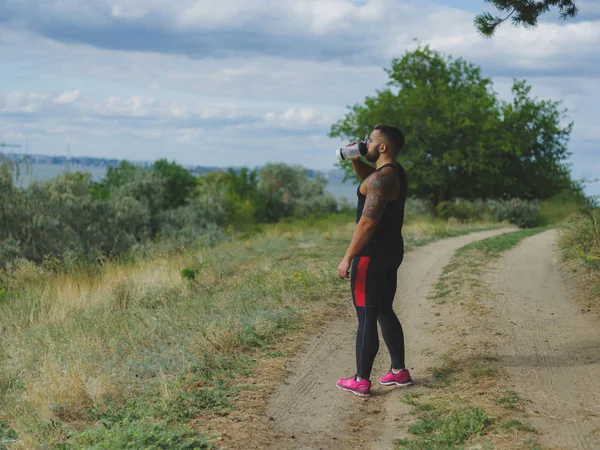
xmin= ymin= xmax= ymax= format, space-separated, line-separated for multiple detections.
xmin=398 ymin=407 xmax=492 ymax=450
xmin=469 ymin=366 xmax=498 ymax=378
xmin=430 ymin=361 xmax=457 ymax=383
xmin=496 ymin=390 xmax=521 ymax=409
xmin=501 ymin=419 xmax=537 ymax=433
xmin=266 ymin=211 xmax=355 ymax=234
xmin=66 ymin=418 xmax=214 ymax=449
xmin=456 ymin=227 xmax=550 ymax=259
xmin=429 ymin=227 xmax=549 ymax=305
xmin=404 ymin=223 xmax=509 ymax=250
xmin=424 ymin=358 xmax=460 ymax=388
xmin=0 ymin=422 xmax=18 ymax=442
xmin=400 ymin=393 xmax=436 ymax=412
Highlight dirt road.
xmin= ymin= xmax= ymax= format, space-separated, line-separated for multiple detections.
xmin=486 ymin=230 xmax=600 ymax=450
xmin=265 ymin=228 xmax=518 ymax=449
xmin=264 ymin=228 xmax=600 ymax=450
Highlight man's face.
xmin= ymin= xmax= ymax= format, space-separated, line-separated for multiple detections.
xmin=365 ymin=130 xmax=384 ymax=163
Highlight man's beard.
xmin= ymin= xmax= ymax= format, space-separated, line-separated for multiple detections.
xmin=365 ymin=148 xmax=379 ymax=163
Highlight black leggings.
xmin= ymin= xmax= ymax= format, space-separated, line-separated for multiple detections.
xmin=350 ymin=255 xmax=405 ymax=381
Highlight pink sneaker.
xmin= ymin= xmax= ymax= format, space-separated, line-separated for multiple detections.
xmin=336 ymin=375 xmax=371 ymax=397
xmin=379 ymin=369 xmax=414 ymax=386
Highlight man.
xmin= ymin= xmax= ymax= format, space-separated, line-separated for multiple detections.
xmin=336 ymin=124 xmax=413 ymax=397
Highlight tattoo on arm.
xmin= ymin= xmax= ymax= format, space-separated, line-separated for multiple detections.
xmin=363 ymin=170 xmax=394 ymax=220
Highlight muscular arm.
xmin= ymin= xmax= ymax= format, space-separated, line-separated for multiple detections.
xmin=343 ymin=170 xmax=394 ymax=261
xmin=352 ymin=158 xmax=376 ymax=180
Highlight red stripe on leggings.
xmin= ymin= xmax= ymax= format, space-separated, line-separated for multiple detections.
xmin=354 ymin=257 xmax=370 ymax=307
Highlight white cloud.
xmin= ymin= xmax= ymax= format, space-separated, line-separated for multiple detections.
xmin=2 ymin=0 xmax=594 ymax=72
xmin=0 ymin=0 xmax=599 ymax=193
xmin=54 ymin=90 xmax=80 ymax=104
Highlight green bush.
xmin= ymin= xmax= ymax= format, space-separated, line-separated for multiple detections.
xmin=0 ymin=159 xmax=344 ymax=269
xmin=432 ymin=197 xmax=541 ymax=227
xmin=406 ymin=198 xmax=433 ymax=217
xmin=435 ymin=199 xmax=491 ymax=222
xmin=437 ymin=200 xmax=473 ymax=222
xmin=487 ymin=198 xmax=541 ymax=228
xmin=539 ymin=188 xmax=589 ymax=225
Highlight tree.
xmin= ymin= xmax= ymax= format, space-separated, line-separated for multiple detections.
xmin=329 ymin=45 xmax=575 ymax=206
xmin=490 ymin=80 xmax=575 ymax=200
xmin=152 ymin=159 xmax=197 ymax=209
xmin=258 ymin=163 xmax=337 ymax=220
xmin=90 ymin=160 xmax=141 ymax=200
xmin=475 ymin=0 xmax=578 ymax=37
xmin=197 ymin=167 xmax=269 ymax=225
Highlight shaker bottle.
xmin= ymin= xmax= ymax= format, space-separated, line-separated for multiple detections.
xmin=335 ymin=135 xmax=369 ymax=161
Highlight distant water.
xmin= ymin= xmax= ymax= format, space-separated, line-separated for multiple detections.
xmin=13 ymin=164 xmax=108 ymax=187
xmin=324 ymin=179 xmax=359 ymax=201
xmin=12 ymin=163 xmax=360 ymax=201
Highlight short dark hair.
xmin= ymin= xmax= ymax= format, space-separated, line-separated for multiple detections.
xmin=373 ymin=124 xmax=404 ymax=154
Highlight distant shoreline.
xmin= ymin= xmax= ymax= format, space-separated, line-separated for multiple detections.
xmin=0 ymin=151 xmax=346 ymax=179
xmin=6 ymin=159 xmax=358 ymax=200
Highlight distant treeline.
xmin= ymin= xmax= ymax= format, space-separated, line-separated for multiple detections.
xmin=0 ymin=155 xmax=593 ymax=272
xmin=0 ymin=158 xmax=345 ymax=270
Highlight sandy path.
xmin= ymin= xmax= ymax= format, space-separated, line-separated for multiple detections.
xmin=265 ymin=227 xmax=518 ymax=450
xmin=486 ymin=230 xmax=600 ymax=450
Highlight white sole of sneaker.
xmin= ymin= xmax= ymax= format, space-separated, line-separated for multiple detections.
xmin=336 ymin=384 xmax=371 ymax=397
xmin=379 ymin=381 xmax=414 ymax=386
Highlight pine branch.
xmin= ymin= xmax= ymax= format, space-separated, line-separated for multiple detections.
xmin=475 ymin=0 xmax=579 ymax=37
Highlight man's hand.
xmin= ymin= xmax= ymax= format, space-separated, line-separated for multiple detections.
xmin=337 ymin=257 xmax=352 ymax=280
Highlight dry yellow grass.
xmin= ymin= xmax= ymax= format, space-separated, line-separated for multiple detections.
xmin=0 ymin=214 xmax=508 ymax=447
xmin=557 ymin=210 xmax=600 ymax=312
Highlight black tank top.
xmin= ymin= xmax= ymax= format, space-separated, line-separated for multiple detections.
xmin=356 ymin=163 xmax=408 ymax=259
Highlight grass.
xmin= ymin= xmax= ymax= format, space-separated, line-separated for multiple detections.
xmin=496 ymin=391 xmax=522 ymax=409
xmin=455 ymin=226 xmax=550 ymax=258
xmin=402 ymin=217 xmax=510 ymax=250
xmin=538 ymin=189 xmax=589 ymax=227
xmin=398 ymin=406 xmax=492 ymax=450
xmin=400 ymin=227 xmax=550 ymax=450
xmin=469 ymin=365 xmax=498 ymax=378
xmin=428 ymin=226 xmax=549 ymax=305
xmin=557 ymin=208 xmax=600 ymax=312
xmin=0 ymin=212 xmax=509 ymax=448
xmin=501 ymin=419 xmax=537 ymax=433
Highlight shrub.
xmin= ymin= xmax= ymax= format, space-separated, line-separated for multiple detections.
xmin=437 ymin=200 xmax=473 ymax=222
xmin=487 ymin=198 xmax=541 ymax=228
xmin=406 ymin=198 xmax=433 ymax=217
xmin=539 ymin=188 xmax=589 ymax=225
xmin=435 ymin=199 xmax=491 ymax=223
xmin=0 ymin=161 xmax=345 ymax=268
xmin=560 ymin=209 xmax=600 ymax=271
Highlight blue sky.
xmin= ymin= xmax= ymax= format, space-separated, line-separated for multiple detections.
xmin=1 ymin=0 xmax=599 ymax=196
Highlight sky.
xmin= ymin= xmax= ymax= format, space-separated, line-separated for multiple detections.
xmin=1 ymin=0 xmax=599 ymax=196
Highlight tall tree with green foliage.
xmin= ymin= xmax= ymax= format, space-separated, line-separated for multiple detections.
xmin=152 ymin=158 xmax=198 ymax=209
xmin=90 ymin=160 xmax=142 ymax=200
xmin=490 ymin=80 xmax=575 ymax=199
xmin=329 ymin=44 xmax=576 ymax=206
xmin=475 ymin=0 xmax=578 ymax=37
